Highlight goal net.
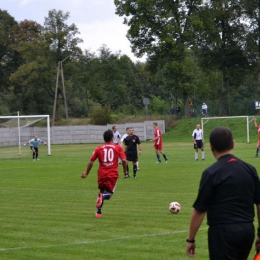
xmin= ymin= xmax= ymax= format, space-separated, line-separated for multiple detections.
xmin=0 ymin=114 xmax=51 ymax=158
xmin=201 ymin=116 xmax=254 ymax=144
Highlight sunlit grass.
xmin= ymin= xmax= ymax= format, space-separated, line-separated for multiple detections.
xmin=0 ymin=141 xmax=259 ymax=260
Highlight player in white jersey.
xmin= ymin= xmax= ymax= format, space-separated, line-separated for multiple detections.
xmin=112 ymin=126 xmax=122 ymax=163
xmin=192 ymin=124 xmax=205 ymax=160
xmin=112 ymin=126 xmax=121 ymax=145
xmin=24 ymin=135 xmax=47 ymax=161
xmin=120 ymin=127 xmax=130 ymax=144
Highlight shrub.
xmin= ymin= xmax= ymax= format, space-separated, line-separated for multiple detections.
xmin=89 ymin=106 xmax=114 ymax=125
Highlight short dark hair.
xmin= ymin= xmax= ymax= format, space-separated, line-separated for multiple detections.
xmin=153 ymin=122 xmax=158 ymax=126
xmin=126 ymin=127 xmax=129 ymax=131
xmin=103 ymin=130 xmax=113 ymax=142
xmin=209 ymin=127 xmax=233 ymax=152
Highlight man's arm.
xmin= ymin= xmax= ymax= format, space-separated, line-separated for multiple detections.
xmin=192 ymin=132 xmax=196 ymax=143
xmin=121 ymin=159 xmax=127 ymax=175
xmin=186 ymin=209 xmax=206 ymax=258
xmin=150 ymin=130 xmax=160 ymax=142
xmin=150 ymin=136 xmax=159 ymax=142
xmin=81 ymin=160 xmax=94 ymax=178
xmin=255 ymin=118 xmax=258 ymax=128
xmin=124 ymin=142 xmax=127 ymax=152
xmin=255 ymin=204 xmax=260 ymax=252
xmin=120 ymin=136 xmax=125 ymax=147
xmin=138 ymin=144 xmax=142 ymax=155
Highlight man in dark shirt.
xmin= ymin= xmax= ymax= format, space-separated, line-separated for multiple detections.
xmin=175 ymin=104 xmax=181 ymax=118
xmin=170 ymin=106 xmax=175 ymax=116
xmin=186 ymin=126 xmax=260 ymax=260
xmin=123 ymin=127 xmax=142 ymax=178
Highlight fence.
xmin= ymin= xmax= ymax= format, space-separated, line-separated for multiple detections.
xmin=0 ymin=120 xmax=165 ymax=147
xmin=171 ymin=98 xmax=257 ymax=118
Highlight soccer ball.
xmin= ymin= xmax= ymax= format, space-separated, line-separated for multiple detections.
xmin=169 ymin=202 xmax=181 ymax=214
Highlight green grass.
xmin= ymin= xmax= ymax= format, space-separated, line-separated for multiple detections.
xmin=1 ymin=140 xmax=260 ymax=260
xmin=164 ymin=116 xmax=256 ymax=143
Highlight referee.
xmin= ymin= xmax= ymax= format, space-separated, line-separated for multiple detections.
xmin=186 ymin=127 xmax=260 ymax=259
xmin=124 ymin=127 xmax=142 ymax=178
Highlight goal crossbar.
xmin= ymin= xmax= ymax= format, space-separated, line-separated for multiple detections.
xmin=0 ymin=115 xmax=51 ymax=155
xmin=201 ymin=116 xmax=250 ymax=143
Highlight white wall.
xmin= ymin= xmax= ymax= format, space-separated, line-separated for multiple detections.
xmin=0 ymin=120 xmax=165 ymax=146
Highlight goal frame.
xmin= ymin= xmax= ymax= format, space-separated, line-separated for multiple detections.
xmin=0 ymin=115 xmax=51 ymax=155
xmin=201 ymin=116 xmax=251 ymax=143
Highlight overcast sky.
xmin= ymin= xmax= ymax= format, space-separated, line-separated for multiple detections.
xmin=1 ymin=0 xmax=146 ymax=62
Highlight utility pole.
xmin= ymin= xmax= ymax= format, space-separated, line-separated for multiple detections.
xmin=52 ymin=53 xmax=74 ymax=127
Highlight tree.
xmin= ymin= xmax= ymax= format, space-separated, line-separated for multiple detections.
xmin=241 ymin=0 xmax=260 ymax=90
xmin=194 ymin=1 xmax=249 ymax=115
xmin=114 ymin=0 xmax=206 ymax=113
xmin=9 ymin=10 xmax=82 ymax=117
xmin=0 ymin=9 xmax=19 ymax=114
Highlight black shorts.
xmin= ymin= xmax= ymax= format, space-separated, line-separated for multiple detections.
xmin=208 ymin=223 xmax=254 ymax=260
xmin=195 ymin=140 xmax=203 ymax=149
xmin=126 ymin=152 xmax=138 ymax=162
xmin=30 ymin=147 xmax=38 ymax=152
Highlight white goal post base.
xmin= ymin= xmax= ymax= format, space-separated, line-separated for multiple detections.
xmin=201 ymin=116 xmax=253 ymax=144
xmin=0 ymin=115 xmax=51 ymax=155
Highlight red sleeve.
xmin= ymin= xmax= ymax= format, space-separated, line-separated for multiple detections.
xmin=256 ymin=126 xmax=260 ymax=130
xmin=90 ymin=146 xmax=99 ymax=161
xmin=155 ymin=129 xmax=161 ymax=138
xmin=117 ymin=146 xmax=126 ymax=160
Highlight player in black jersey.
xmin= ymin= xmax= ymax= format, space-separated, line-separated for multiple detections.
xmin=123 ymin=127 xmax=142 ymax=178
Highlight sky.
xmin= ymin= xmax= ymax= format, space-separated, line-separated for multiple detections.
xmin=0 ymin=0 xmax=146 ymax=62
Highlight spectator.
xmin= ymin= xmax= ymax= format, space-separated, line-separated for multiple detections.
xmin=202 ymin=102 xmax=208 ymax=115
xmin=170 ymin=106 xmax=175 ymax=116
xmin=175 ymin=104 xmax=181 ymax=118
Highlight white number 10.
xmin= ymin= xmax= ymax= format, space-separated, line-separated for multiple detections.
xmin=103 ymin=148 xmax=114 ymax=162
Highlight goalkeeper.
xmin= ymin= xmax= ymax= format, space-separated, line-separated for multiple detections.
xmin=24 ymin=135 xmax=47 ymax=161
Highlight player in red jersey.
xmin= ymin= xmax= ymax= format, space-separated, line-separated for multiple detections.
xmin=254 ymin=118 xmax=260 ymax=157
xmin=150 ymin=122 xmax=168 ymax=163
xmin=81 ymin=130 xmax=127 ymax=218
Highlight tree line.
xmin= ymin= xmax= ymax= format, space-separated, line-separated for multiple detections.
xmin=1 ymin=1 xmax=260 ymax=123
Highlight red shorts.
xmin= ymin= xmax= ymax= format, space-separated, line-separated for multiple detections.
xmin=154 ymin=144 xmax=162 ymax=150
xmin=98 ymin=177 xmax=118 ymax=193
xmin=258 ymin=141 xmax=260 ymax=147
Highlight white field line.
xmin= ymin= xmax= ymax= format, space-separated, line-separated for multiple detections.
xmin=0 ymin=228 xmax=207 ymax=251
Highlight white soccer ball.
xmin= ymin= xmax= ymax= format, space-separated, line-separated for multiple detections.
xmin=169 ymin=202 xmax=181 ymax=214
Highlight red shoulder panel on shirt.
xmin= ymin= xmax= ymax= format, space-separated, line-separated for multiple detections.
xmin=228 ymin=158 xmax=237 ymax=163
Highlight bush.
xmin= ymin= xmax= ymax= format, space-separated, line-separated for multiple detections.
xmin=164 ymin=115 xmax=177 ymax=132
xmin=89 ymin=106 xmax=114 ymax=125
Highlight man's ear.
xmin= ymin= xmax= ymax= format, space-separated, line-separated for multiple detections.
xmin=231 ymin=140 xmax=234 ymax=149
xmin=210 ymin=143 xmax=214 ymax=152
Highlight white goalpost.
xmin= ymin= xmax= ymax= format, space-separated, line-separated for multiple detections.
xmin=0 ymin=114 xmax=51 ymax=155
xmin=201 ymin=116 xmax=253 ymax=144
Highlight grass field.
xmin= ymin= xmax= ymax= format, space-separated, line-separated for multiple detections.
xmin=1 ymin=140 xmax=260 ymax=260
